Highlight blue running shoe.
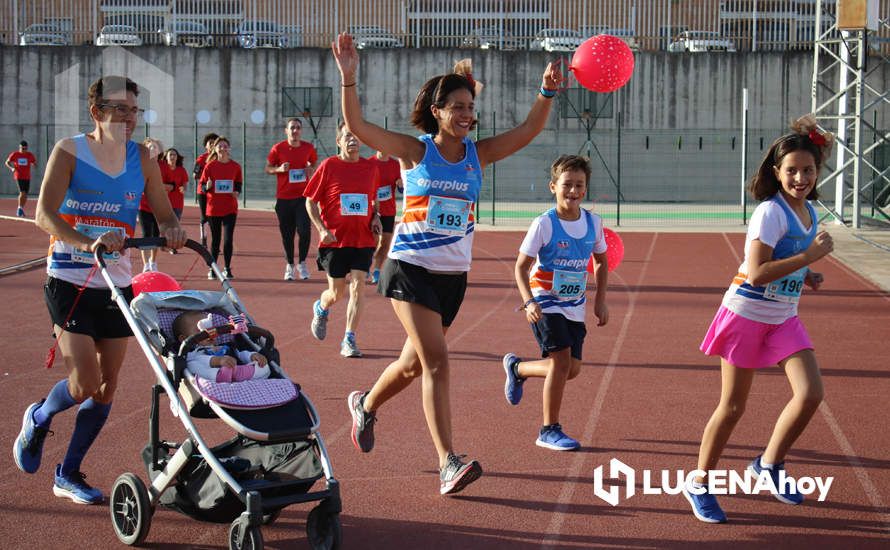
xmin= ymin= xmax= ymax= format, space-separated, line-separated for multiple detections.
xmin=340 ymin=334 xmax=362 ymax=358
xmin=682 ymin=483 xmax=728 ymax=523
xmin=53 ymin=464 xmax=103 ymax=505
xmin=17 ymin=207 xmax=26 ymax=218
xmin=535 ymin=424 xmax=580 ymax=451
xmin=310 ymin=300 xmax=328 ymax=341
xmin=371 ymin=269 xmax=380 ymax=285
xmin=502 ymin=353 xmax=524 ymax=405
xmin=13 ymin=400 xmax=52 ymax=474
xmin=748 ymin=455 xmax=804 ymax=505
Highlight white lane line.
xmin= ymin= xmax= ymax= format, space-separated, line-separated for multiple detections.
xmin=722 ymin=232 xmax=890 ymax=531
xmin=541 ymin=233 xmax=659 ymax=549
xmin=819 ymin=402 xmax=890 ymax=532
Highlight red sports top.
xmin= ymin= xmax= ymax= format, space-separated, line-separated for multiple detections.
xmin=194 ymin=152 xmax=210 ymax=195
xmin=7 ymin=151 xmax=36 ymax=180
xmin=139 ymin=159 xmax=166 ymax=213
xmin=304 ymin=156 xmax=380 ymax=249
xmin=267 ymin=140 xmax=318 ymax=199
xmin=161 ymin=162 xmax=189 ymax=210
xmin=366 ymin=156 xmax=401 ymax=216
xmin=201 ymin=159 xmax=242 ymax=217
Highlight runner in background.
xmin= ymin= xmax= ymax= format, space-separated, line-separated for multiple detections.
xmin=366 ymin=150 xmax=402 ymax=284
xmin=265 ymin=118 xmax=318 ymax=281
xmin=193 ymin=132 xmax=219 ymax=248
xmin=6 ymin=140 xmax=38 ymax=217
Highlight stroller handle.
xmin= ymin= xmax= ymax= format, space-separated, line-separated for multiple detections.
xmin=94 ymin=238 xmax=212 ymax=269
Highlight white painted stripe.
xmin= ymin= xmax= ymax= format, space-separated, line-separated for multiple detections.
xmin=541 ymin=233 xmax=659 ymax=549
xmin=819 ymin=401 xmax=890 ymax=531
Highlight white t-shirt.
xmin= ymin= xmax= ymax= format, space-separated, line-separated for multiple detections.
xmin=721 ymin=195 xmax=812 ymax=324
xmin=520 ymin=210 xmax=607 ymax=322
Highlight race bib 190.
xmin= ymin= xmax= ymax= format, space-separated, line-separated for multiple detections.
xmin=340 ymin=193 xmax=368 ymax=216
xmin=764 ymin=267 xmax=806 ymax=304
xmin=426 ymin=196 xmax=471 ymax=236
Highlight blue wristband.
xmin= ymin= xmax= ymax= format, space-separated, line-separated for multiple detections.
xmin=539 ymin=87 xmax=557 ymax=98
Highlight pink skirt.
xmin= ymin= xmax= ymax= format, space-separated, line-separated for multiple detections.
xmin=700 ymin=306 xmax=813 ymax=369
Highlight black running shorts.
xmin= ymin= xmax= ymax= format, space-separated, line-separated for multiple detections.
xmin=316 ymin=247 xmax=374 ymax=278
xmin=44 ymin=276 xmax=134 ymax=339
xmin=531 ymin=313 xmax=587 ymax=360
xmin=380 ymin=215 xmax=395 ymax=234
xmin=377 ymin=258 xmax=467 ymax=327
xmin=16 ymin=179 xmax=30 ymax=194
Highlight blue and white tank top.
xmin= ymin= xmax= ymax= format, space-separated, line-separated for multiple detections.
xmin=528 ymin=209 xmax=598 ymax=322
xmin=47 ymin=134 xmax=144 ymax=288
xmin=388 ymin=134 xmax=483 ymax=272
xmin=722 ymin=194 xmax=818 ymax=324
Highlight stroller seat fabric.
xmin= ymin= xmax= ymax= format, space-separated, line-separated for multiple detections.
xmin=194 ymin=377 xmax=298 ymax=409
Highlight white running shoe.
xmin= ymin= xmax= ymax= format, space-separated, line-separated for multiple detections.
xmin=297 ymin=262 xmax=310 ymax=280
xmin=284 ymin=264 xmax=295 ymax=281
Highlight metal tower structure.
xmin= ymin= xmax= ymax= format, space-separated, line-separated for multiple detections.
xmin=811 ymin=0 xmax=890 ymax=228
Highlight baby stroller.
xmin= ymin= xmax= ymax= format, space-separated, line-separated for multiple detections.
xmin=96 ymin=238 xmax=341 ymax=550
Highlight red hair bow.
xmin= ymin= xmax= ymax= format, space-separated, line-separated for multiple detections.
xmin=808 ymin=129 xmax=827 ymax=147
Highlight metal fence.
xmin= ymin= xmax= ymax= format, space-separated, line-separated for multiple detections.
xmin=5 ymin=0 xmax=890 ymax=52
xmin=5 ymin=117 xmax=888 ymax=227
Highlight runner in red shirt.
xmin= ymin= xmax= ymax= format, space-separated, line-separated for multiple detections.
xmin=305 ymin=122 xmax=382 ymax=358
xmin=5 ymin=140 xmax=38 ymax=217
xmin=162 ymin=148 xmax=188 ymax=218
xmin=193 ymin=132 xmax=219 ymax=248
xmin=366 ymin=150 xmax=402 ymax=284
xmin=265 ymin=118 xmax=318 ymax=281
xmin=201 ymin=136 xmax=242 ymax=280
xmin=138 ymin=138 xmax=165 ymax=272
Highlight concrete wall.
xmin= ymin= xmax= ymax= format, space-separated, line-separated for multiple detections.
xmin=1 ymin=45 xmax=887 ymax=203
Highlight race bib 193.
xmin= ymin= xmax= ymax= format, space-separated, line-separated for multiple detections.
xmin=17 ymin=158 xmax=28 ymax=165
xmin=427 ymin=195 xmax=471 ymax=236
xmin=288 ymin=168 xmax=306 ymax=183
xmin=340 ymin=193 xmax=368 ymax=216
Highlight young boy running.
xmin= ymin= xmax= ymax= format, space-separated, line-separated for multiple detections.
xmin=503 ymin=155 xmax=609 ymax=451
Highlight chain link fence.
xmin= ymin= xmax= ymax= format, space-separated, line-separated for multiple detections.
xmin=3 ymin=117 xmax=888 ymax=227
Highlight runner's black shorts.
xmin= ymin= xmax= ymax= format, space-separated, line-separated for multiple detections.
xmin=380 ymin=215 xmax=395 ymax=234
xmin=16 ymin=179 xmax=30 ymax=193
xmin=316 ymin=247 xmax=374 ymax=278
xmin=44 ymin=276 xmax=134 ymax=339
xmin=531 ymin=312 xmax=587 ymax=360
xmin=377 ymin=258 xmax=467 ymax=327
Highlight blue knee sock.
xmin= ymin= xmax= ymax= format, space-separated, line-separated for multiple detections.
xmin=33 ymin=379 xmax=77 ymax=428
xmin=61 ymin=399 xmax=111 ymax=476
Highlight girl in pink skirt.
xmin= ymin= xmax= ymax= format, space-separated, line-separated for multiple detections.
xmin=683 ymin=115 xmax=835 ymax=523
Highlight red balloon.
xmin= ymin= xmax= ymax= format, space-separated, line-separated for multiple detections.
xmin=131 ymin=271 xmax=182 ymax=296
xmin=587 ymin=227 xmax=624 ymax=273
xmin=569 ymin=34 xmax=635 ymax=93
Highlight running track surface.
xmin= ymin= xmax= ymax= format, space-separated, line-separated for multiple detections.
xmin=1 ymin=205 xmax=888 ymax=549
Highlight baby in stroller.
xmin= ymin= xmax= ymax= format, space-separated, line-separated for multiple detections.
xmin=172 ymin=311 xmax=271 ymax=383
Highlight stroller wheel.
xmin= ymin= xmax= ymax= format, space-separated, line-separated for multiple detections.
xmin=110 ymin=473 xmax=153 ymax=546
xmin=306 ymin=506 xmax=342 ymax=550
xmin=228 ymin=520 xmax=263 ymax=550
